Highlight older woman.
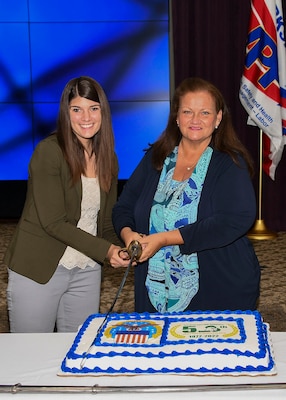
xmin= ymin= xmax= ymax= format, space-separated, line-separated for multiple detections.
xmin=113 ymin=77 xmax=260 ymax=313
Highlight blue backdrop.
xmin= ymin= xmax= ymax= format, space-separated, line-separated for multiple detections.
xmin=0 ymin=0 xmax=170 ymax=179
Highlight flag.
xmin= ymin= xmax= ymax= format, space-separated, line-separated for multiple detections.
xmin=239 ymin=0 xmax=286 ymax=180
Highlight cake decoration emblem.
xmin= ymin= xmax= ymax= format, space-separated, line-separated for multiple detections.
xmin=169 ymin=322 xmax=239 ymax=339
xmin=104 ymin=320 xmax=162 ymax=344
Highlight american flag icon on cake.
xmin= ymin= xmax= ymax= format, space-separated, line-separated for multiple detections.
xmin=107 ymin=321 xmax=160 ymax=344
xmin=115 ymin=329 xmax=149 ymax=344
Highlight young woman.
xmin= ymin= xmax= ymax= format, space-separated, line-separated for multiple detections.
xmin=5 ymin=76 xmax=130 ymax=332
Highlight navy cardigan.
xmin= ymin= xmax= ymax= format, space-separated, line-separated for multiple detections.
xmin=113 ymin=147 xmax=260 ymax=312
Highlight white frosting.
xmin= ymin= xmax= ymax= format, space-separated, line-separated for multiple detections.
xmin=60 ymin=311 xmax=276 ymax=376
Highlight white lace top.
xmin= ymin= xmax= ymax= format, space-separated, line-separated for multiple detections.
xmin=59 ymin=175 xmax=100 ymax=270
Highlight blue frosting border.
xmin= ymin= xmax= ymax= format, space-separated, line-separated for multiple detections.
xmin=61 ymin=310 xmax=275 ymax=375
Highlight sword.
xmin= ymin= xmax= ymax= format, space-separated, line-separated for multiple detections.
xmin=2 ymin=382 xmax=286 ymax=394
xmin=79 ymin=240 xmax=142 ymax=369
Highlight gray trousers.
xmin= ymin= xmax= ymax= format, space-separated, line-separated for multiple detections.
xmin=7 ymin=264 xmax=101 ymax=333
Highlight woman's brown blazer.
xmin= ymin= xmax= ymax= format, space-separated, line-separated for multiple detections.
xmin=4 ymin=135 xmax=120 ymax=284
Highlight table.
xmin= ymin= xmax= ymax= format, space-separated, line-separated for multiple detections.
xmin=0 ymin=332 xmax=286 ymax=399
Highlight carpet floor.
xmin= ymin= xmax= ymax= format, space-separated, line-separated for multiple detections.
xmin=1 ymin=221 xmax=286 ymax=332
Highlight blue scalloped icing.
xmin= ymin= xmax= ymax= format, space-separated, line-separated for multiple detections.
xmin=61 ymin=310 xmax=275 ymax=375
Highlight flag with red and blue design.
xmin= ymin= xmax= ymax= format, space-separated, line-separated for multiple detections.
xmin=239 ymin=0 xmax=286 ymax=179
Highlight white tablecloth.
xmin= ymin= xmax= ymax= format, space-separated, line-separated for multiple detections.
xmin=0 ymin=332 xmax=286 ymax=399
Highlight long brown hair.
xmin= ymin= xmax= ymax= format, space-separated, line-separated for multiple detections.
xmin=152 ymin=77 xmax=254 ymax=176
xmin=56 ymin=76 xmax=117 ymax=192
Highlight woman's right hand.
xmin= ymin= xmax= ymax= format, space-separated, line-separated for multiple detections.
xmin=106 ymin=244 xmax=132 ymax=268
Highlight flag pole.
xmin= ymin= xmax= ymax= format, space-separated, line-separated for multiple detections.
xmin=247 ymin=129 xmax=277 ymax=240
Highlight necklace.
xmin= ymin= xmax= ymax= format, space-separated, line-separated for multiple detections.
xmin=186 ymin=161 xmax=197 ymax=171
xmin=178 ymin=144 xmax=199 ymax=172
xmin=180 ymin=159 xmax=199 ymax=181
